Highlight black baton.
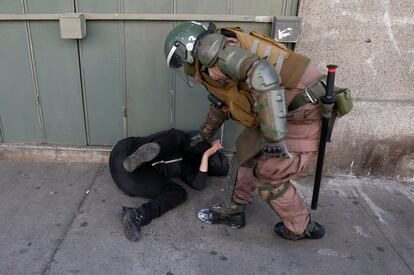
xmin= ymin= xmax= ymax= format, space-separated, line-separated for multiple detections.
xmin=311 ymin=65 xmax=337 ymax=210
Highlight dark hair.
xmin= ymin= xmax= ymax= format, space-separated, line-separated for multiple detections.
xmin=184 ymin=130 xmax=229 ymax=176
xmin=183 ymin=131 xmax=210 ymax=154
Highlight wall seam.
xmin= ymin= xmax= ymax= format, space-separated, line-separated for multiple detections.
xmin=0 ymin=115 xmax=4 ymax=141
xmin=23 ymin=0 xmax=47 ymax=143
xmin=74 ymin=0 xmax=89 ymax=145
xmin=120 ymin=0 xmax=128 ymax=138
xmin=170 ymin=0 xmax=177 ymax=129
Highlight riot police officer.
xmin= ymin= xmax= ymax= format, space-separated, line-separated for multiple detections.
xmin=162 ymin=21 xmax=327 ymax=240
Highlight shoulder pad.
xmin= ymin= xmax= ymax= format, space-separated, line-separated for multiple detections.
xmin=197 ymin=33 xmax=226 ymax=67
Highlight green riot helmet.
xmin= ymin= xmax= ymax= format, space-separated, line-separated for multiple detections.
xmin=164 ymin=21 xmax=207 ymax=68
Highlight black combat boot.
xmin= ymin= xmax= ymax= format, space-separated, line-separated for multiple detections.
xmin=274 ymin=220 xmax=325 ymax=241
xmin=197 ymin=201 xmax=246 ymax=228
xmin=123 ymin=142 xmax=161 ymax=172
xmin=121 ymin=206 xmax=150 ymax=242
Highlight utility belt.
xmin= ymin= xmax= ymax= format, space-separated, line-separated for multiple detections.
xmin=288 ymin=76 xmax=353 ymax=118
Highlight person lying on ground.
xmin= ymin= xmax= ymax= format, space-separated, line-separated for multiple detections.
xmin=109 ymin=128 xmax=229 ymax=241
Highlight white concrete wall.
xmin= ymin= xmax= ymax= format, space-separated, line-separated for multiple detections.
xmin=296 ymin=0 xmax=414 ymax=181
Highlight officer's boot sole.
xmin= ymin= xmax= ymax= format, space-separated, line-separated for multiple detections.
xmin=197 ymin=208 xmax=246 ymax=228
xmin=274 ymin=221 xmax=325 ymax=240
xmin=123 ymin=142 xmax=161 ymax=172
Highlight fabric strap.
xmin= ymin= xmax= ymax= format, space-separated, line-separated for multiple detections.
xmin=267 ymin=182 xmax=290 ymax=202
xmin=256 ymin=181 xmax=290 ymax=202
xmin=264 ymin=45 xmax=273 ymax=59
xmin=274 ymin=52 xmax=285 ymax=76
xmin=288 ymin=81 xmax=326 ymax=112
xmin=250 ymin=39 xmax=260 ymax=54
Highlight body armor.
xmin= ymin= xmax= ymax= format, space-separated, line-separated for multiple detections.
xmin=195 ymin=30 xmax=295 ymax=158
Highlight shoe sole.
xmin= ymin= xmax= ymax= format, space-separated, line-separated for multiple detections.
xmin=274 ymin=222 xmax=325 ymax=240
xmin=197 ymin=208 xmax=245 ymax=229
xmin=123 ymin=142 xmax=161 ymax=172
xmin=121 ymin=208 xmax=140 ymax=242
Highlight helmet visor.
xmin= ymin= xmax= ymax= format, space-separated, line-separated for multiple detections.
xmin=166 ymin=42 xmax=187 ymax=68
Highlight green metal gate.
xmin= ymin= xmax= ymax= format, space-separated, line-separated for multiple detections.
xmin=0 ymin=0 xmax=298 ymax=150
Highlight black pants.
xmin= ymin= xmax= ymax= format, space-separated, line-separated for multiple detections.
xmin=109 ymin=129 xmax=189 ymax=222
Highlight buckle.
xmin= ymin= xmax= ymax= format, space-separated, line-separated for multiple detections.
xmin=304 ymin=89 xmax=318 ymax=104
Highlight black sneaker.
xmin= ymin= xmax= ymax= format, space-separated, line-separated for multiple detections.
xmin=121 ymin=207 xmax=146 ymax=242
xmin=123 ymin=142 xmax=161 ymax=172
xmin=197 ymin=202 xmax=246 ymax=228
xmin=274 ymin=221 xmax=325 ymax=241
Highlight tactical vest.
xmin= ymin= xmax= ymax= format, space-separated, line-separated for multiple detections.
xmin=194 ymin=27 xmax=310 ymax=129
xmin=225 ymin=27 xmax=310 ymax=89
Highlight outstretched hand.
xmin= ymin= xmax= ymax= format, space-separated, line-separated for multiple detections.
xmin=199 ymin=140 xmax=223 ymax=173
xmin=204 ymin=140 xmax=223 ymax=157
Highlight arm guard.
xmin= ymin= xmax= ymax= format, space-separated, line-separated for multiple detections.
xmin=249 ymin=59 xmax=287 ymax=142
xmin=199 ymin=104 xmax=228 ymax=140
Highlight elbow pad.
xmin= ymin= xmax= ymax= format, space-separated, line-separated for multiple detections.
xmin=250 ymin=60 xmax=288 ymax=142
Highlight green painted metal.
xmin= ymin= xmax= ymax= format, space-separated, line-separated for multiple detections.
xmin=124 ymin=0 xmax=172 ymax=13
xmin=174 ymin=78 xmax=211 ymax=132
xmin=0 ymin=1 xmax=42 ymax=143
xmin=124 ymin=22 xmax=173 ymax=136
xmin=0 ymin=0 xmax=22 ymax=13
xmin=175 ymin=0 xmax=228 ymax=14
xmin=25 ymin=0 xmax=86 ymax=145
xmin=0 ymin=0 xmax=298 ymax=147
xmin=0 ymin=116 xmax=3 ymax=142
xmin=122 ymin=1 xmax=173 ymax=137
xmin=76 ymin=0 xmax=125 ymax=145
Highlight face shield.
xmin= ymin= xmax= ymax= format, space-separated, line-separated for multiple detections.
xmin=166 ymin=41 xmax=187 ymax=69
xmin=166 ymin=41 xmax=196 ymax=87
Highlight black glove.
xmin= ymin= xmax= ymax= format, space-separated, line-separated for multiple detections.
xmin=190 ymin=134 xmax=205 ymax=147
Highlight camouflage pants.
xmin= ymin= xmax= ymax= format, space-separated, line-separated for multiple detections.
xmin=232 ymin=63 xmax=323 ymax=235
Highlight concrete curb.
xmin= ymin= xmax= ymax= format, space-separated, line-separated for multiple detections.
xmin=1 ymin=143 xmax=412 ymax=183
xmin=0 ymin=143 xmax=110 ymax=163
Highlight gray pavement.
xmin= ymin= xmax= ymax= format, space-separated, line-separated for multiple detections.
xmin=0 ymin=160 xmax=413 ymax=275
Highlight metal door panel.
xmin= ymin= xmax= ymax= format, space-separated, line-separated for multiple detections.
xmin=125 ymin=0 xmax=172 ymax=13
xmin=28 ymin=22 xmax=86 ymax=144
xmin=122 ymin=1 xmax=172 ymax=137
xmin=124 ymin=22 xmax=172 ymax=136
xmin=77 ymin=0 xmax=125 ymax=144
xmin=77 ymin=22 xmax=125 ymax=144
xmin=174 ymin=78 xmax=210 ymax=132
xmin=25 ymin=0 xmax=73 ymax=13
xmin=0 ymin=22 xmax=42 ymax=142
xmin=230 ymin=0 xmax=285 ymax=15
xmin=77 ymin=0 xmax=120 ymax=12
xmin=230 ymin=0 xmax=285 ymax=42
xmin=27 ymin=1 xmax=86 ymax=144
xmin=176 ymin=0 xmax=227 ymax=13
xmin=0 ymin=0 xmax=22 ymax=13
